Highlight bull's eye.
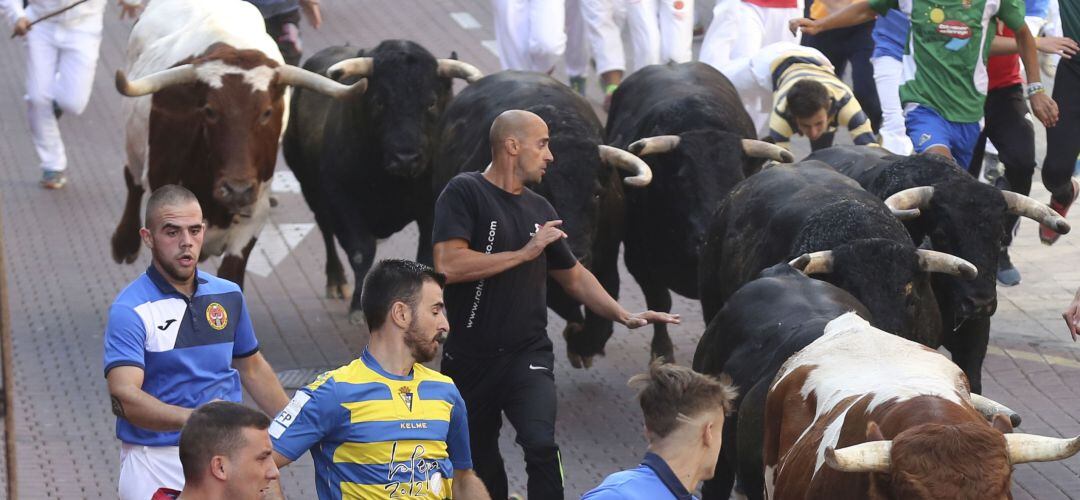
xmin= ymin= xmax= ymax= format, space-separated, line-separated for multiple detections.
xmin=260 ymin=107 xmax=273 ymax=123
xmin=203 ymin=106 xmax=218 ymax=122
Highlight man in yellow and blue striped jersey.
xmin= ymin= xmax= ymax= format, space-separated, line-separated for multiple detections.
xmin=268 ymin=259 xmax=490 ymax=499
xmin=722 ymin=41 xmax=877 ymax=152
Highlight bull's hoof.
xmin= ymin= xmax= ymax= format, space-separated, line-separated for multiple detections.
xmin=110 ymin=230 xmax=141 ymax=264
xmin=650 ymin=346 xmax=675 ymax=365
xmin=567 ymin=351 xmax=595 ymax=369
xmin=348 ymin=309 xmax=367 ymax=328
xmin=326 ymin=282 xmax=352 ymax=300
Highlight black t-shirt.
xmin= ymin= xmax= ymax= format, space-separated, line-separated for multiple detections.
xmin=433 ymin=172 xmax=577 ymax=357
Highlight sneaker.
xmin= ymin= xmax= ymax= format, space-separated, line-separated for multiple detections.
xmin=996 ymin=246 xmax=1021 ymax=287
xmin=1040 ymin=177 xmax=1080 ymax=245
xmin=980 ymin=152 xmax=1003 ymax=185
xmin=40 ymin=170 xmax=67 ymax=189
xmin=569 ymin=75 xmax=586 ymax=96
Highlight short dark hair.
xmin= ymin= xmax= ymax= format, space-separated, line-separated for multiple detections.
xmin=145 ymin=184 xmax=200 ymax=228
xmin=361 ymin=259 xmax=447 ymax=330
xmin=178 ymin=401 xmax=271 ymax=484
xmin=786 ymin=79 xmax=831 ymax=119
xmin=628 ymin=361 xmax=738 ymax=439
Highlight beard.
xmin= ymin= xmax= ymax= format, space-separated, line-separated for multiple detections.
xmin=403 ymin=318 xmax=440 ymax=364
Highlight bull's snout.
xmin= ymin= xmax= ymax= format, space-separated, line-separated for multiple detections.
xmin=386 ymin=151 xmax=422 ymax=177
xmin=216 ymin=179 xmax=258 ymax=210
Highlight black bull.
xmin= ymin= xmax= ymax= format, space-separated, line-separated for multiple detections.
xmin=699 ymin=162 xmax=980 ymax=349
xmin=282 ymin=40 xmax=481 ymax=323
xmin=430 ymin=71 xmax=652 ymax=367
xmin=571 ymin=61 xmax=793 ymax=366
xmin=806 ymin=146 xmax=1070 ymax=393
xmin=693 ymin=264 xmax=872 ymax=500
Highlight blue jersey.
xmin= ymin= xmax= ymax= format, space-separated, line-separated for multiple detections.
xmin=103 ymin=266 xmax=259 ymax=446
xmin=872 ymin=9 xmax=911 ymax=61
xmin=271 ymin=349 xmax=473 ymax=499
xmin=583 ymin=453 xmax=697 ymax=500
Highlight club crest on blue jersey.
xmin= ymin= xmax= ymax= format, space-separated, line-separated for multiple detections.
xmin=206 ymin=302 xmax=228 ymax=331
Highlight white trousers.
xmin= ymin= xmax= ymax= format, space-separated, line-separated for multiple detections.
xmin=871 ymin=56 xmax=914 ymax=155
xmin=566 ymin=0 xmax=591 ymax=77
xmin=23 ymin=20 xmax=101 ymax=172
xmin=699 ymin=0 xmax=802 ymax=69
xmin=492 ymin=0 xmax=567 ymax=72
xmin=625 ymin=0 xmax=694 ymax=72
xmin=578 ymin=0 xmax=627 ymax=75
xmin=118 ymin=444 xmax=185 ymax=500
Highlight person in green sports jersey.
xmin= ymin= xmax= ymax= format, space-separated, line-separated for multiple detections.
xmin=789 ymin=0 xmax=1058 ymax=170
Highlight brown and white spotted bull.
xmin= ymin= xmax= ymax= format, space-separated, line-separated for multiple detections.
xmin=109 ymin=0 xmax=362 ymax=287
xmin=764 ymin=312 xmax=1080 ymax=499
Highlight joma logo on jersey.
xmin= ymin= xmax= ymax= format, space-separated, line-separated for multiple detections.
xmin=398 ymin=386 xmax=414 ymax=412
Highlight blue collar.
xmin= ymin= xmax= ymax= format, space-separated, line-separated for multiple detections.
xmin=360 ymin=348 xmax=415 ymax=381
xmin=146 ymin=265 xmax=207 ymax=299
xmin=642 ymin=452 xmax=694 ymax=500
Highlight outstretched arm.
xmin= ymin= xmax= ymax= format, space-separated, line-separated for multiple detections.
xmin=550 ymin=263 xmax=680 ymax=328
xmin=1014 ymin=24 xmax=1059 ymax=127
xmin=789 ymin=1 xmax=878 ymax=36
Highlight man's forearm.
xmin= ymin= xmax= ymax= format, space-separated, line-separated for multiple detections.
xmin=817 ymin=1 xmax=877 ymax=32
xmin=437 ymin=248 xmax=529 ymax=284
xmin=110 ymin=386 xmax=192 ymax=432
xmin=1017 ymin=27 xmax=1043 ymax=84
xmin=452 ymin=470 xmax=491 ymax=500
xmin=238 ymin=354 xmax=290 ymax=416
xmin=558 ymin=266 xmax=629 ymax=326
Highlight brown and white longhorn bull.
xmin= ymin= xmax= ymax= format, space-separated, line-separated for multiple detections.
xmin=110 ymin=0 xmax=362 ymax=287
xmin=764 ymin=312 xmax=1079 ymax=499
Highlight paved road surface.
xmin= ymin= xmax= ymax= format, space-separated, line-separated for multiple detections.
xmin=0 ymin=0 xmax=1077 ymax=497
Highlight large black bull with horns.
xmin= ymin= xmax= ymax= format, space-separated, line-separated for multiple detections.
xmin=282 ymin=40 xmax=482 ymax=323
xmin=806 ymin=145 xmax=1070 ymax=392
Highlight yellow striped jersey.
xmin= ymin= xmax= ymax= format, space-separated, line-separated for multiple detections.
xmin=766 ymin=53 xmax=878 ymax=150
xmin=270 ymin=349 xmax=471 ymax=499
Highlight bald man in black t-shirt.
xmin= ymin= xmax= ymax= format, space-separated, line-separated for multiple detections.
xmin=432 ymin=110 xmax=679 ymax=499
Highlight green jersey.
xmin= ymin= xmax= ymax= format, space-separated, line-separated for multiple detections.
xmin=868 ymin=0 xmax=1026 ymax=123
xmin=1061 ymin=0 xmax=1079 ymax=40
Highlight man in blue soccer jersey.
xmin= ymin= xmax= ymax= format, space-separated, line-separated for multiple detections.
xmin=269 ymin=259 xmax=490 ymax=499
xmin=104 ymin=185 xmax=291 ymax=500
xmin=583 ymin=362 xmax=737 ymax=500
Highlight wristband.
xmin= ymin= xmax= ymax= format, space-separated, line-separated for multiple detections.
xmin=604 ymin=84 xmax=619 ymax=95
xmin=1026 ymin=82 xmax=1045 ymax=98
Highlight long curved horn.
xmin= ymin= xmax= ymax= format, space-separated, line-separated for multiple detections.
xmin=115 ymin=65 xmax=198 ymax=97
xmin=628 ymin=135 xmax=680 ymax=156
xmin=277 ymin=65 xmax=367 ymax=98
xmin=1000 ymin=190 xmax=1071 ymax=235
xmin=599 ymin=145 xmax=653 ymax=187
xmin=916 ymin=249 xmax=978 ymax=280
xmin=742 ymin=139 xmax=795 ymax=163
xmin=788 ymin=251 xmax=833 ymax=275
xmin=437 ymin=59 xmax=484 ymax=83
xmin=884 ymin=186 xmax=934 ymax=220
xmin=327 ymin=57 xmax=374 ymax=81
xmin=1006 ymin=433 xmax=1080 ymax=464
xmin=824 ymin=441 xmax=892 ymax=473
xmin=970 ymin=394 xmax=1022 ymax=427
